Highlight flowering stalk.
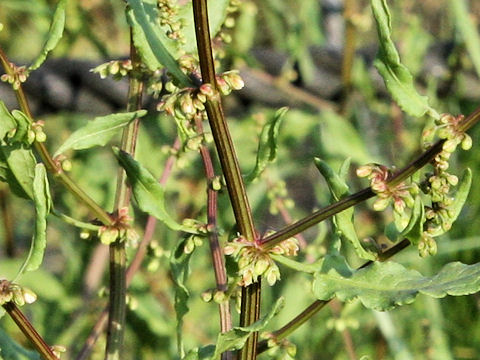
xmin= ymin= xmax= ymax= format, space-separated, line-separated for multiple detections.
xmin=260 ymin=104 xmax=480 ymax=250
xmin=104 ymin=34 xmax=144 ymax=360
xmin=192 ymin=1 xmax=259 ymax=359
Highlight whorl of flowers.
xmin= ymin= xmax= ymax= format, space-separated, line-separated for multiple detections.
xmin=224 ymin=236 xmax=298 ymax=286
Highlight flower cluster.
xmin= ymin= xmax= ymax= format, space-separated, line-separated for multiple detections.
xmin=418 ymin=113 xmax=472 ymax=257
xmin=224 ymin=236 xmax=298 ymax=286
xmin=97 ymin=207 xmax=139 ymax=245
xmin=356 ymin=164 xmax=416 ymax=213
xmin=267 ymin=180 xmax=295 ymax=215
xmin=157 ymin=71 xmax=243 ymax=151
xmin=0 ymin=280 xmax=37 ymax=307
xmin=0 ymin=63 xmax=27 ymax=90
xmin=157 ymin=0 xmax=185 ymax=44
xmin=92 ymin=60 xmax=133 ymax=80
xmin=261 ymin=332 xmax=296 ymax=360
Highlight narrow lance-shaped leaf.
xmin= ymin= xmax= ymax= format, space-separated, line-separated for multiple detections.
xmin=126 ymin=0 xmax=192 ymax=87
xmin=113 ymin=147 xmax=197 ymax=233
xmin=315 ymin=158 xmax=377 ymax=260
xmin=53 ymin=110 xmax=147 ymax=157
xmin=170 ymin=237 xmax=194 ymax=357
xmin=245 ymin=107 xmax=287 ymax=182
xmin=211 ymin=297 xmax=285 ymax=359
xmin=16 ymin=164 xmax=51 ymax=279
xmin=371 ymin=0 xmax=439 ymax=119
xmin=28 ymin=0 xmax=67 ymax=72
xmin=313 ymin=256 xmax=480 ymax=311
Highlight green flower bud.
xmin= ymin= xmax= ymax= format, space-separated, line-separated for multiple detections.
xmin=254 ymin=256 xmax=270 ymax=276
xmin=373 ymin=197 xmax=390 ymax=211
xmin=99 ymin=227 xmax=119 ymax=245
xmin=213 ymin=290 xmax=226 ymax=303
xmin=461 ymin=134 xmax=472 ymax=150
xmin=265 ymin=265 xmax=280 ymax=286
xmin=201 ymin=290 xmax=213 ymax=303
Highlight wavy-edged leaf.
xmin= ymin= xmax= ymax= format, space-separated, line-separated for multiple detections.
xmin=371 ymin=0 xmax=438 ymax=119
xmin=451 ymin=0 xmax=480 ymax=77
xmin=53 ymin=110 xmax=147 ymax=157
xmin=315 ymin=158 xmax=376 ymax=260
xmin=245 ymin=107 xmax=287 ymax=182
xmin=113 ymin=147 xmax=196 ymax=233
xmin=313 ymin=256 xmax=480 ymax=311
xmin=126 ymin=0 xmax=192 ymax=87
xmin=0 ymin=144 xmax=36 ymax=200
xmin=16 ymin=164 xmax=51 ymax=278
xmin=0 ymin=101 xmax=16 ymax=140
xmin=211 ymin=297 xmax=284 ymax=359
xmin=28 ymin=0 xmax=66 ymax=72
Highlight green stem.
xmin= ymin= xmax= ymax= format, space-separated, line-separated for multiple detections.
xmin=195 ymin=117 xmax=232 ymax=338
xmin=261 ymin=103 xmax=480 ymax=249
xmin=3 ymin=302 xmax=58 ymax=360
xmin=192 ymin=2 xmax=260 ymax=358
xmin=105 ymin=35 xmax=144 ymax=360
xmin=340 ymin=0 xmax=357 ymax=113
xmin=0 ymin=47 xmax=113 ymax=226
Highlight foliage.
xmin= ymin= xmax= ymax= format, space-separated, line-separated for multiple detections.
xmin=0 ymin=0 xmax=480 ymax=359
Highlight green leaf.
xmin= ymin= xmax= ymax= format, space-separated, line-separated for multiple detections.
xmin=113 ymin=147 xmax=196 ymax=233
xmin=0 ymin=327 xmax=40 ymax=360
xmin=401 ymin=196 xmax=424 ymax=245
xmin=28 ymin=0 xmax=66 ymax=72
xmin=245 ymin=107 xmax=287 ymax=182
xmin=10 ymin=110 xmax=31 ymax=144
xmin=53 ymin=110 xmax=147 ymax=157
xmin=0 ymin=101 xmax=16 ymax=141
xmin=126 ymin=0 xmax=192 ymax=87
xmin=371 ymin=0 xmax=438 ymax=119
xmin=0 ymin=144 xmax=36 ymax=200
xmin=211 ymin=297 xmax=285 ymax=359
xmin=271 ymin=254 xmax=321 ymax=274
xmin=315 ymin=158 xmax=377 ymax=260
xmin=16 ymin=164 xmax=51 ymax=278
xmin=313 ymin=257 xmax=480 ymax=311
xmin=170 ymin=237 xmax=195 ymax=358
xmin=319 ymin=110 xmax=373 ymax=164
xmin=451 ymin=0 xmax=480 ymax=78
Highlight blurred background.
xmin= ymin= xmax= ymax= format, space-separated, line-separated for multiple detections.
xmin=1 ymin=0 xmax=480 ymax=359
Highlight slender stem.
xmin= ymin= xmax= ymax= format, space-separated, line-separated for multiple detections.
xmin=105 ymin=35 xmax=144 ymax=360
xmin=0 ymin=187 xmax=15 ymax=256
xmin=261 ymin=102 xmax=480 ymax=249
xmin=3 ymin=302 xmax=58 ymax=360
xmin=340 ymin=0 xmax=357 ymax=113
xmin=76 ymin=139 xmax=180 ymax=360
xmin=192 ymin=1 xmax=260 ymax=359
xmin=256 ymin=105 xmax=480 ymax=353
xmin=0 ymin=47 xmax=113 ymax=226
xmin=195 ymin=117 xmax=232 ymax=336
